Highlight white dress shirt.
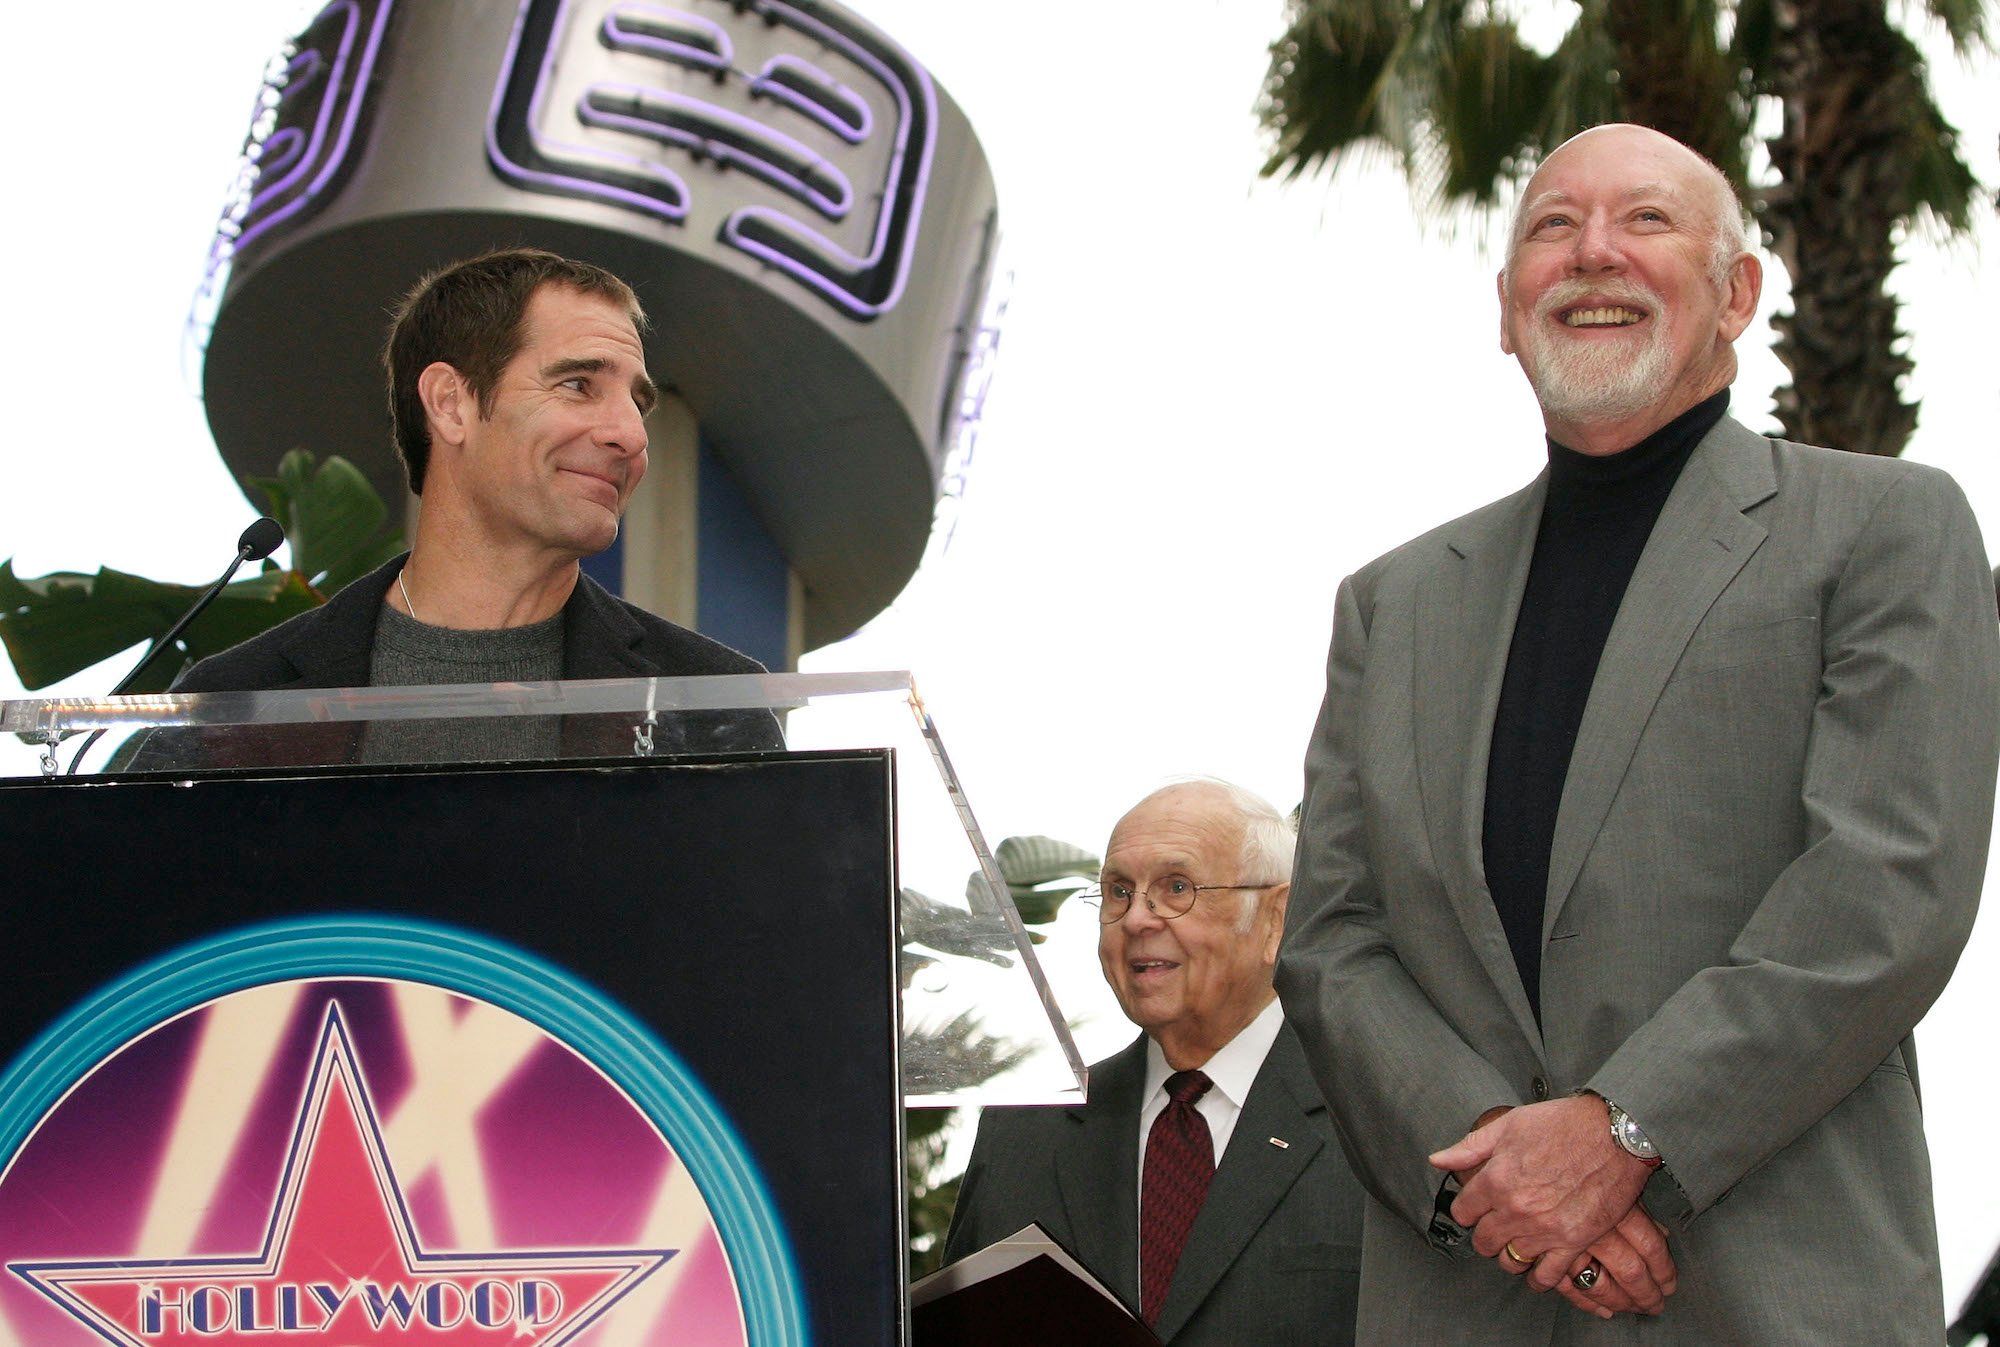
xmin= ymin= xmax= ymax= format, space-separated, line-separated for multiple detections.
xmin=1136 ymin=996 xmax=1285 ymax=1205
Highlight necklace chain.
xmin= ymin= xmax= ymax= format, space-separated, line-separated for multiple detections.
xmin=397 ymin=568 xmax=421 ymax=624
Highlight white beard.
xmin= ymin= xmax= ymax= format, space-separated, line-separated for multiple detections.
xmin=1520 ymin=279 xmax=1674 ymax=425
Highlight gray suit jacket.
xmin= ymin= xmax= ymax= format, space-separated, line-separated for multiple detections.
xmin=1278 ymin=416 xmax=2000 ymax=1344
xmin=943 ymin=1026 xmax=1363 ymax=1345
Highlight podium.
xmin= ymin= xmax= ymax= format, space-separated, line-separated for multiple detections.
xmin=0 ymin=673 xmax=1081 ymax=1347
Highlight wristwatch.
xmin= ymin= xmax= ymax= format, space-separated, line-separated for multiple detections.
xmin=1603 ymin=1096 xmax=1664 ymax=1168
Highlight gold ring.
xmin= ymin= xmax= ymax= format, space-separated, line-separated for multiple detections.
xmin=1503 ymin=1241 xmax=1533 ymax=1266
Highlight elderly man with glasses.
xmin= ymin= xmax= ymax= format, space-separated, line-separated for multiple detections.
xmin=943 ymin=779 xmax=1364 ymax=1345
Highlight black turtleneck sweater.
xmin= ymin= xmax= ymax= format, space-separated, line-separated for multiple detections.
xmin=1482 ymin=390 xmax=1730 ymax=1023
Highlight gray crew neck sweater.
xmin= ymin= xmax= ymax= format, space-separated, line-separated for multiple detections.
xmin=360 ymin=602 xmax=565 ymax=764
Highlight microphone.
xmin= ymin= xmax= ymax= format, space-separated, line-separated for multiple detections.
xmin=238 ymin=516 xmax=286 ymax=564
xmin=108 ymin=517 xmax=288 ymax=697
xmin=62 ymin=518 xmax=290 ymax=776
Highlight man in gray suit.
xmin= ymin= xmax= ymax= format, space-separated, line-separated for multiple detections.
xmin=1280 ymin=122 xmax=1999 ymax=1344
xmin=946 ymin=780 xmax=1364 ymax=1344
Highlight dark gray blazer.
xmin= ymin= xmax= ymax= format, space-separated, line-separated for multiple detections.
xmin=1280 ymin=416 xmax=2000 ymax=1344
xmin=944 ymin=1025 xmax=1363 ymax=1346
xmin=138 ymin=554 xmax=781 ymax=765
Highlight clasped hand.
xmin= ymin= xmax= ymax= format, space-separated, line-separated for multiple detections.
xmin=1428 ymin=1097 xmax=1677 ymax=1320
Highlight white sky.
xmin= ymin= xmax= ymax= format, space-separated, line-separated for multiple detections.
xmin=2 ymin=0 xmax=1995 ymax=1314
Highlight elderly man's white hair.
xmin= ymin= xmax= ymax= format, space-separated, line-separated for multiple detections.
xmin=1131 ymin=777 xmax=1297 ymax=931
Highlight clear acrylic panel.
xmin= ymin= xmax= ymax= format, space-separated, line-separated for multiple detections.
xmin=0 ymin=672 xmax=1084 ymax=1106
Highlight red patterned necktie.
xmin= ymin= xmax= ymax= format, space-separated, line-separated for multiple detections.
xmin=1140 ymin=1069 xmax=1215 ymax=1326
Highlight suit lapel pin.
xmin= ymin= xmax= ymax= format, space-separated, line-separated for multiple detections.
xmin=1268 ymin=1136 xmax=1290 ymax=1149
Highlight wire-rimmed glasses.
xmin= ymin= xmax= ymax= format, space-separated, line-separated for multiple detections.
xmin=1080 ymin=874 xmax=1285 ymax=924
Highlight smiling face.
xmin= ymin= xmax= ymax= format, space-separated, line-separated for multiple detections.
xmin=427 ymin=284 xmax=657 ymax=564
xmin=1096 ymin=784 xmax=1289 ymax=1069
xmin=1500 ymin=124 xmax=1761 ymax=453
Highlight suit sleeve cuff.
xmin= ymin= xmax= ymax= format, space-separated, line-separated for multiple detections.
xmin=1643 ymin=1162 xmax=1695 ymax=1229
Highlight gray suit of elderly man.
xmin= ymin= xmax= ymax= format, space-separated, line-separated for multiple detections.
xmin=1279 ymin=123 xmax=2000 ymax=1345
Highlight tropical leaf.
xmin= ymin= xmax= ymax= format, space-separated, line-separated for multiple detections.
xmin=1259 ymin=0 xmax=1413 ymax=180
xmin=987 ymin=834 xmax=1101 ymax=925
xmin=905 ymin=1009 xmax=1038 ymax=1096
xmin=1433 ymin=21 xmax=1553 ymax=206
xmin=901 ymin=887 xmax=1020 ymax=966
xmin=1 ymin=449 xmax=401 ymax=693
xmin=1900 ymin=44 xmax=1979 ymax=231
xmin=1922 ymin=0 xmax=1988 ymax=52
xmin=993 ymin=834 xmax=1102 ymax=888
xmin=0 ymin=562 xmax=319 ymax=692
xmin=246 ymin=450 xmax=401 ymax=592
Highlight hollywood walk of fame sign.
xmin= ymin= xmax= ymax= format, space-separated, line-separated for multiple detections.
xmin=0 ymin=753 xmax=903 ymax=1345
xmin=14 ymin=1003 xmax=672 ymax=1345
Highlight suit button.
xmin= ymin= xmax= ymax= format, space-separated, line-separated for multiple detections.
xmin=1532 ymin=1075 xmax=1551 ymax=1100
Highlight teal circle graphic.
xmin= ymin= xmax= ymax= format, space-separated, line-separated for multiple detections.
xmin=0 ymin=914 xmax=808 ymax=1347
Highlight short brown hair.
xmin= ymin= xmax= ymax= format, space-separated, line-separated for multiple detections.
xmin=382 ymin=247 xmax=648 ymax=493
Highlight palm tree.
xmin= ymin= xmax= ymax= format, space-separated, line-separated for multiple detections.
xmin=1761 ymin=0 xmax=1982 ymax=455
xmin=1256 ymin=0 xmax=1989 ymax=457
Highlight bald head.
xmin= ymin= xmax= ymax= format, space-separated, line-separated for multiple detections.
xmin=1506 ymin=125 xmax=1749 ymax=288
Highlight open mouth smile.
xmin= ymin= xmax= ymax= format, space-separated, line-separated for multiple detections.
xmin=1561 ymin=305 xmax=1645 ymax=327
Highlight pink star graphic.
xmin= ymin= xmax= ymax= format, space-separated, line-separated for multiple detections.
xmin=11 ymin=1005 xmax=672 ymax=1346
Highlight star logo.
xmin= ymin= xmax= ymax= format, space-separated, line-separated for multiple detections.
xmin=10 ymin=1005 xmax=673 ymax=1345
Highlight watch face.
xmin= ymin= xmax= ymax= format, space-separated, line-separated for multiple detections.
xmin=1612 ymin=1106 xmax=1658 ymax=1158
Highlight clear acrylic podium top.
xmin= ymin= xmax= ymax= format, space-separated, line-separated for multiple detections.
xmin=0 ymin=671 xmax=1084 ymax=1107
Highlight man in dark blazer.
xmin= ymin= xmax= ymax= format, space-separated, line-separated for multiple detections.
xmin=945 ymin=780 xmax=1363 ymax=1345
xmin=1280 ymin=124 xmax=1999 ymax=1344
xmin=160 ymin=246 xmax=778 ymax=759
xmin=161 ymin=552 xmax=777 ymax=761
